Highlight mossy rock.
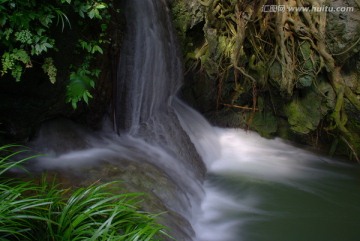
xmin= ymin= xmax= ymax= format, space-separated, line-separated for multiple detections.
xmin=170 ymin=0 xmax=205 ymax=40
xmin=284 ymin=81 xmax=335 ymax=134
xmin=250 ymin=112 xmax=278 ymax=138
xmin=285 ymin=99 xmax=320 ymax=134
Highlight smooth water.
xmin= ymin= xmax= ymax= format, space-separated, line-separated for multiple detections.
xmin=23 ymin=0 xmax=360 ymax=240
xmin=173 ymin=97 xmax=360 ymax=240
xmin=188 ymin=127 xmax=360 ymax=241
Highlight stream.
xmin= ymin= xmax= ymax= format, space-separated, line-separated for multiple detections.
xmin=23 ymin=0 xmax=360 ymax=240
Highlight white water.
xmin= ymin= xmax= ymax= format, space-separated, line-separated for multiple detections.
xmin=172 ymin=94 xmax=360 ymax=241
xmin=176 ymin=110 xmax=360 ymax=241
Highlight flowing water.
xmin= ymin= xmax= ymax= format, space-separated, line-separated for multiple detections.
xmin=23 ymin=0 xmax=360 ymax=240
xmin=174 ymin=96 xmax=360 ymax=241
xmin=184 ymin=127 xmax=360 ymax=241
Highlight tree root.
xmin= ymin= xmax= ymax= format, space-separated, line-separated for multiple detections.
xmin=183 ymin=0 xmax=360 ymax=160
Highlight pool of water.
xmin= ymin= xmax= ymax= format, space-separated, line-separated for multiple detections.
xmin=192 ymin=128 xmax=360 ymax=241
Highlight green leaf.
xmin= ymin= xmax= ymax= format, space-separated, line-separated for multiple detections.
xmin=95 ymin=3 xmax=107 ymax=9
xmin=86 ymin=91 xmax=93 ymax=98
xmin=88 ymin=9 xmax=95 ymax=19
xmin=36 ymin=28 xmax=45 ymax=35
xmin=40 ymin=14 xmax=54 ymax=28
xmin=1 ymin=49 xmax=31 ymax=81
xmin=11 ymin=64 xmax=23 ymax=82
xmin=43 ymin=42 xmax=53 ymax=49
xmin=54 ymin=9 xmax=71 ymax=31
xmin=15 ymin=30 xmax=33 ymax=44
xmin=42 ymin=57 xmax=57 ymax=84
xmin=4 ymin=28 xmax=13 ymax=40
xmin=66 ymin=70 xmax=95 ymax=109
xmin=78 ymin=10 xmax=85 ymax=18
xmin=71 ymin=100 xmax=77 ymax=109
xmin=83 ymin=92 xmax=89 ymax=104
xmin=91 ymin=45 xmax=103 ymax=54
xmin=1 ymin=52 xmax=14 ymax=75
xmin=12 ymin=49 xmax=30 ymax=64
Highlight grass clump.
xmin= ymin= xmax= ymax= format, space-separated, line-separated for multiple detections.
xmin=0 ymin=145 xmax=171 ymax=241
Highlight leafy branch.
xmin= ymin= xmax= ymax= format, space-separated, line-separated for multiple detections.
xmin=0 ymin=0 xmax=111 ymax=108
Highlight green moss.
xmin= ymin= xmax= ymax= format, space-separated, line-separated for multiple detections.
xmin=251 ymin=111 xmax=278 ymax=138
xmin=285 ymin=99 xmax=319 ymax=134
xmin=285 ymin=91 xmax=320 ymax=134
xmin=284 ymin=80 xmax=336 ymax=134
xmin=171 ymin=1 xmax=192 ymax=39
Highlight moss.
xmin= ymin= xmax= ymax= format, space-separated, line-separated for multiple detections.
xmin=170 ymin=0 xmax=205 ymax=46
xmin=284 ymin=79 xmax=336 ymax=135
xmin=250 ymin=111 xmax=278 ymax=138
xmin=285 ymin=100 xmax=318 ymax=134
xmin=171 ymin=1 xmax=192 ymax=40
xmin=284 ymin=91 xmax=321 ymax=134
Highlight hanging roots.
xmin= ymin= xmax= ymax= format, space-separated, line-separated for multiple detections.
xmin=182 ymin=0 xmax=360 ymax=161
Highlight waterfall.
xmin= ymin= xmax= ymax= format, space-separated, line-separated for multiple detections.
xmin=115 ymin=0 xmax=182 ymax=134
xmin=116 ymin=0 xmax=205 ymax=179
xmin=115 ymin=0 xmax=208 ymax=231
xmin=27 ymin=0 xmax=207 ymax=240
xmin=21 ymin=0 xmax=360 ymax=240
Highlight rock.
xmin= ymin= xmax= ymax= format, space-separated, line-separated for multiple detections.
xmin=251 ymin=112 xmax=278 ymax=138
xmin=326 ymin=0 xmax=360 ymax=61
xmin=284 ymin=81 xmax=335 ymax=134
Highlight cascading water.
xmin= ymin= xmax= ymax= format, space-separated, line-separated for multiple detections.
xmin=116 ymin=0 xmax=182 ymax=134
xmin=21 ymin=0 xmax=360 ymax=240
xmin=26 ymin=0 xmax=205 ymax=240
xmin=115 ymin=0 xmax=204 ymax=177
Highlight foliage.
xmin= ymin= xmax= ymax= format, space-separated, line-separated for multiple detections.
xmin=66 ymin=57 xmax=99 ymax=109
xmin=42 ymin=58 xmax=57 ymax=84
xmin=0 ymin=0 xmax=111 ymax=108
xmin=0 ymin=145 xmax=171 ymax=241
